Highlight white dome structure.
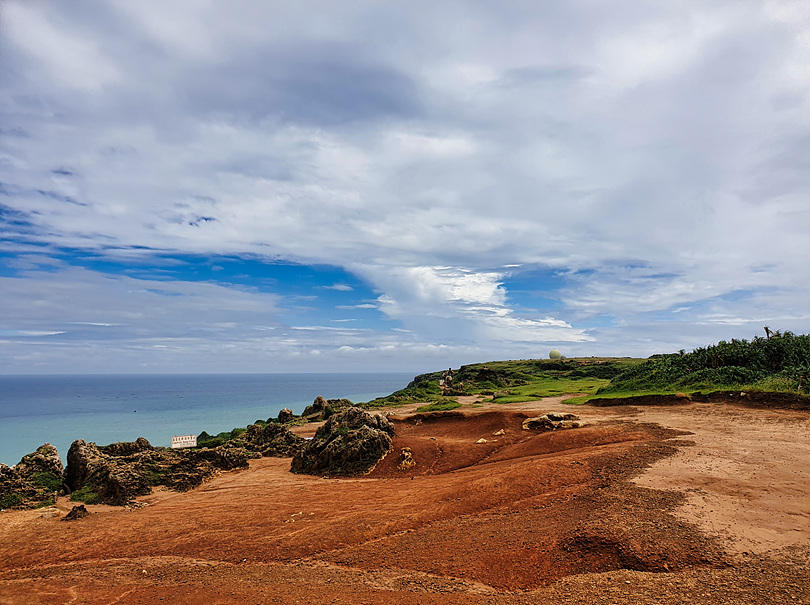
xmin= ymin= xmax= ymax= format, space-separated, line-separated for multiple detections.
xmin=549 ymin=349 xmax=562 ymax=360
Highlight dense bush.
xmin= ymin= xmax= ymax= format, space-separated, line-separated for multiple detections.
xmin=600 ymin=331 xmax=810 ymax=395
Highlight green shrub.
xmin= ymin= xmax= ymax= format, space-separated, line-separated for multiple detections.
xmin=599 ymin=331 xmax=810 ymax=396
xmin=1 ymin=493 xmax=22 ymax=508
xmin=196 ymin=437 xmax=227 ymax=448
xmin=31 ymin=471 xmax=63 ymax=492
xmin=70 ymin=486 xmax=101 ymax=505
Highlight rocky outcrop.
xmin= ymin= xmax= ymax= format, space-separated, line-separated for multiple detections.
xmin=302 ymin=396 xmax=355 ymax=421
xmin=66 ymin=439 xmax=152 ymax=506
xmin=277 ymin=408 xmax=296 ymax=424
xmin=522 ymin=412 xmax=585 ymax=431
xmin=290 ymin=407 xmax=395 ymax=476
xmin=0 ymin=443 xmax=64 ymax=509
xmin=155 ymin=446 xmax=253 ymax=492
xmin=302 ymin=395 xmax=329 ymax=420
xmin=397 ymin=447 xmax=416 ymax=471
xmin=239 ymin=423 xmax=305 ymax=457
xmin=62 ymin=504 xmax=89 ymax=521
xmin=100 ymin=437 xmax=154 ymax=457
xmin=65 ymin=437 xmax=253 ymax=504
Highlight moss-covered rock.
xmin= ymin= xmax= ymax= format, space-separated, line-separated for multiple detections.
xmin=290 ymin=407 xmax=395 ymax=476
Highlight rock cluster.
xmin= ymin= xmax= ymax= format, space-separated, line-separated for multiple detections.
xmin=1 ymin=402 xmax=374 ymax=510
xmin=0 ymin=444 xmax=64 ymax=509
xmin=301 ymin=396 xmax=355 ymax=421
xmin=522 ymin=412 xmax=586 ymax=431
xmin=64 ymin=430 xmax=313 ymax=502
xmin=291 ymin=407 xmax=395 ymax=476
xmin=239 ymin=422 xmax=305 ymax=457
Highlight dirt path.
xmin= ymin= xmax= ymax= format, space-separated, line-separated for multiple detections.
xmin=1 ymin=397 xmax=808 ymax=604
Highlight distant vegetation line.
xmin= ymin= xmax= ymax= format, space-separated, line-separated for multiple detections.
xmin=599 ymin=330 xmax=810 ymax=397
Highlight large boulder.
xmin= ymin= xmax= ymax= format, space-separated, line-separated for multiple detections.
xmin=291 ymin=407 xmax=395 ymax=476
xmin=17 ymin=443 xmax=64 ymax=479
xmin=240 ymin=423 xmax=305 ymax=457
xmin=0 ymin=444 xmax=65 ymax=509
xmin=302 ymin=395 xmax=329 ymax=420
xmin=65 ymin=439 xmax=151 ymax=506
xmin=277 ymin=408 xmax=296 ymax=424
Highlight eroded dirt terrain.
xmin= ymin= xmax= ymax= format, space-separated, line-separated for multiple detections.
xmin=1 ymin=398 xmax=809 ymax=604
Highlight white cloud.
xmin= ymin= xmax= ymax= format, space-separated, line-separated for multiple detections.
xmin=3 ymin=1 xmax=120 ymax=92
xmin=1 ymin=0 xmax=809 ymax=371
xmin=358 ymin=265 xmax=592 ymax=347
xmin=323 ymin=283 xmax=354 ymax=291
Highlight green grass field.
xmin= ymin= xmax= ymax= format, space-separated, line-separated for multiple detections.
xmin=367 ymin=332 xmax=810 ymax=408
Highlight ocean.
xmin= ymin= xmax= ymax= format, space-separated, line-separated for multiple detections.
xmin=0 ymin=373 xmax=413 ymax=466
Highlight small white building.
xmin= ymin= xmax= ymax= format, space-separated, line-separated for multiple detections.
xmin=171 ymin=434 xmax=197 ymax=449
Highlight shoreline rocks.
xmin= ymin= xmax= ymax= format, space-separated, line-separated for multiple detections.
xmin=1 ymin=419 xmax=310 ymax=510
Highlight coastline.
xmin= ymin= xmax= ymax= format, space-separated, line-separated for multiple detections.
xmin=0 ymin=372 xmax=413 ymax=466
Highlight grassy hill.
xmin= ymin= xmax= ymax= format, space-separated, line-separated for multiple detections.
xmin=362 ymin=356 xmax=643 ymax=409
xmin=364 ymin=330 xmax=810 ymax=409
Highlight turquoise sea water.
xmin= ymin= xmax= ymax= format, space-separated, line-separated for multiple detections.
xmin=0 ymin=373 xmax=412 ymax=466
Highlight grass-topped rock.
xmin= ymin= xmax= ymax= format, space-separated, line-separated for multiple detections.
xmin=290 ymin=407 xmax=395 ymax=476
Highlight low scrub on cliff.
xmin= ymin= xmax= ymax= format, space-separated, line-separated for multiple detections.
xmin=596 ymin=330 xmax=810 ymax=399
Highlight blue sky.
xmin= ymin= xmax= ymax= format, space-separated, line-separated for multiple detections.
xmin=1 ymin=0 xmax=809 ymax=373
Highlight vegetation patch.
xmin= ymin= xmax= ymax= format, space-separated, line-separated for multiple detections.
xmin=1 ymin=493 xmax=23 ymax=508
xmin=69 ymin=486 xmax=101 ymax=505
xmin=31 ymin=471 xmax=63 ymax=492
xmin=415 ymin=400 xmax=462 ymax=412
xmin=596 ymin=331 xmax=810 ymax=399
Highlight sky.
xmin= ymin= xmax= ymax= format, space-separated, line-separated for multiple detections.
xmin=1 ymin=0 xmax=809 ymax=374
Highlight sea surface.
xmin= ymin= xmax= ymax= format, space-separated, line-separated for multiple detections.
xmin=0 ymin=373 xmax=413 ymax=466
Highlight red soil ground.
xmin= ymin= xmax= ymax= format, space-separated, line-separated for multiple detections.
xmin=1 ymin=397 xmax=808 ymax=604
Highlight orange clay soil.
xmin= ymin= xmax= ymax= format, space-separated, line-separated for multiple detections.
xmin=1 ymin=396 xmax=809 ymax=604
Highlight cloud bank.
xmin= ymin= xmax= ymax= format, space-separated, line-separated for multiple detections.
xmin=1 ymin=0 xmax=809 ymax=372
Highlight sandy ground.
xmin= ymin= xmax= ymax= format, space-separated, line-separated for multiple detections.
xmin=1 ymin=396 xmax=808 ymax=604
